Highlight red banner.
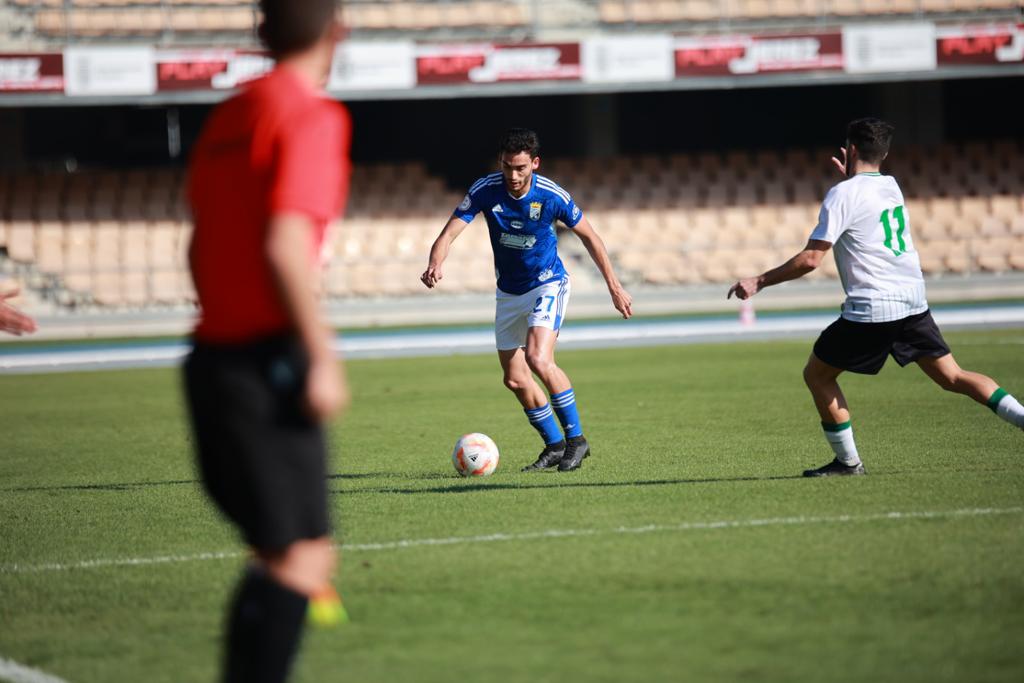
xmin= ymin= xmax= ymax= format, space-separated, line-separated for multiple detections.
xmin=156 ymin=49 xmax=273 ymax=91
xmin=416 ymin=43 xmax=581 ymax=85
xmin=675 ymin=33 xmax=843 ymax=76
xmin=0 ymin=53 xmax=63 ymax=93
xmin=937 ymin=24 xmax=1024 ymax=65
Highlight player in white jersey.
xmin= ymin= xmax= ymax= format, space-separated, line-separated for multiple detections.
xmin=728 ymin=118 xmax=1024 ymax=476
xmin=421 ymin=128 xmax=632 ymax=472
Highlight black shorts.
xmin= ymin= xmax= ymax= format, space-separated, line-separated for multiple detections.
xmin=183 ymin=334 xmax=330 ymax=551
xmin=813 ymin=309 xmax=951 ymax=375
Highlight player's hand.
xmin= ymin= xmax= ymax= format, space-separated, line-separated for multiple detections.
xmin=420 ymin=263 xmax=443 ymax=289
xmin=727 ymin=277 xmax=761 ymax=301
xmin=830 ymin=147 xmax=848 ymax=177
xmin=305 ymin=356 xmax=349 ymax=422
xmin=610 ymin=285 xmax=633 ymax=319
xmin=0 ymin=287 xmax=37 ymax=336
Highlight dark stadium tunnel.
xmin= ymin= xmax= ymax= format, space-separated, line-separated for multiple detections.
xmin=5 ymin=76 xmax=1022 ymax=183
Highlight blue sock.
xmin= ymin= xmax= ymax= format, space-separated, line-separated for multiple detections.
xmin=550 ymin=388 xmax=582 ymax=439
xmin=525 ymin=403 xmax=563 ymax=445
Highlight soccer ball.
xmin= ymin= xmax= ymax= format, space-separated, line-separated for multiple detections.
xmin=451 ymin=433 xmax=500 ymax=477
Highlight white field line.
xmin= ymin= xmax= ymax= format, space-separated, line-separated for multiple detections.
xmin=0 ymin=657 xmax=70 ymax=683
xmin=1 ymin=506 xmax=1020 ymax=576
xmin=3 ymin=305 xmax=1024 ymax=373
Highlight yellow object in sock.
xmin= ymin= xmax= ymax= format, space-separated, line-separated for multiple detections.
xmin=308 ymin=586 xmax=349 ymax=627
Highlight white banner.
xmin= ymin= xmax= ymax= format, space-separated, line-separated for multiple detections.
xmin=843 ymin=23 xmax=937 ymax=74
xmin=63 ymin=46 xmax=156 ymax=96
xmin=329 ymin=41 xmax=416 ymax=91
xmin=582 ymin=35 xmax=674 ymax=84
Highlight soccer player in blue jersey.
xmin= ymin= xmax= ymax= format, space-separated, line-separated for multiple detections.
xmin=421 ymin=128 xmax=632 ymax=472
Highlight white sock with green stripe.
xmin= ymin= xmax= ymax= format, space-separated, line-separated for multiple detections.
xmin=988 ymin=388 xmax=1024 ymax=429
xmin=822 ymin=421 xmax=861 ymax=466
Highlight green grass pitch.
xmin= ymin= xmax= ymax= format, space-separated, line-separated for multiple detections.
xmin=1 ymin=329 xmax=1023 ymax=683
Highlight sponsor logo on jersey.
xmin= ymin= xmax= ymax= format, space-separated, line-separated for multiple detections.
xmin=458 ymin=194 xmax=471 ymax=211
xmin=529 ymin=202 xmax=542 ymax=221
xmin=492 ymin=203 xmax=504 ymax=213
xmin=510 ymin=220 xmax=524 ymax=230
xmin=536 ymin=315 xmax=551 ymax=322
xmin=538 ymin=268 xmax=554 ymax=282
xmin=499 ymin=233 xmax=537 ymax=250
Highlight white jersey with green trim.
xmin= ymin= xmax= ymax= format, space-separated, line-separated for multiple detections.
xmin=810 ymin=172 xmax=928 ymax=323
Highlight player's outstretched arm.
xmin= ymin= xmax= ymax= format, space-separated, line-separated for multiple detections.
xmin=421 ymin=216 xmax=470 ymax=289
xmin=0 ymin=286 xmax=37 ymax=336
xmin=727 ymin=239 xmax=831 ymax=300
xmin=266 ymin=212 xmax=349 ymax=422
xmin=572 ymin=217 xmax=632 ymax=319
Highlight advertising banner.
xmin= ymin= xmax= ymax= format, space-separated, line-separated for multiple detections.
xmin=156 ymin=49 xmax=272 ymax=91
xmin=416 ymin=43 xmax=582 ymax=85
xmin=582 ymin=35 xmax=674 ymax=84
xmin=329 ymin=41 xmax=417 ymax=91
xmin=675 ymin=33 xmax=844 ymax=76
xmin=843 ymin=23 xmax=937 ymax=74
xmin=936 ymin=23 xmax=1024 ymax=65
xmin=0 ymin=53 xmax=63 ymax=93
xmin=63 ymin=46 xmax=157 ymax=97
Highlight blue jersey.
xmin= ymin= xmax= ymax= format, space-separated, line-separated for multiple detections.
xmin=453 ymin=172 xmax=583 ymax=295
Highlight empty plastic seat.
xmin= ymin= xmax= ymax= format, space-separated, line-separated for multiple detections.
xmin=91 ymin=271 xmax=123 ymax=306
xmin=973 ymin=235 xmax=1014 ymax=271
xmin=148 ymin=222 xmax=180 ymax=268
xmin=7 ymin=221 xmax=35 ymax=263
xmin=35 ymin=222 xmax=65 ymax=273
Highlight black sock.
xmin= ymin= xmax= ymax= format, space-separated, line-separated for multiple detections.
xmin=224 ymin=567 xmax=309 ymax=683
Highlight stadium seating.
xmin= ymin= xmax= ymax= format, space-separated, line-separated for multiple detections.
xmin=2 ymin=140 xmax=1022 ymax=308
xmin=5 ymin=0 xmax=1020 ymax=43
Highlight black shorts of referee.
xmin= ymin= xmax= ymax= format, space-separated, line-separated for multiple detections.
xmin=183 ymin=333 xmax=330 ymax=551
xmin=813 ymin=309 xmax=951 ymax=375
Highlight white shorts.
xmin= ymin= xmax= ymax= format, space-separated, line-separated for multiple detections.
xmin=494 ymin=277 xmax=571 ymax=351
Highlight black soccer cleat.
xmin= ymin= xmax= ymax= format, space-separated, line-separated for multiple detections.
xmin=558 ymin=436 xmax=590 ymax=472
xmin=522 ymin=441 xmax=567 ymax=471
xmin=802 ymin=458 xmax=866 ymax=477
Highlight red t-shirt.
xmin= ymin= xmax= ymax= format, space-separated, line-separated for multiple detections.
xmin=188 ymin=66 xmax=351 ymax=343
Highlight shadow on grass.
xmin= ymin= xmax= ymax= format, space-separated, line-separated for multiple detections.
xmin=332 ymin=472 xmax=813 ymax=496
xmin=4 ymin=472 xmax=388 ymax=493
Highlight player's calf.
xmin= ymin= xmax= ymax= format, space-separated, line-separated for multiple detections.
xmin=917 ymin=355 xmax=1024 ymax=430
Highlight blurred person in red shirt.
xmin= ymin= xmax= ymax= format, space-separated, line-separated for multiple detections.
xmin=184 ymin=1 xmax=351 ymax=681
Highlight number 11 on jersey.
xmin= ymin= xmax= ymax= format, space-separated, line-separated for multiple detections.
xmin=880 ymin=205 xmax=908 ymax=257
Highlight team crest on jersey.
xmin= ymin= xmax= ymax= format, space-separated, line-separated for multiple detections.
xmin=511 ymin=220 xmax=524 ymax=230
xmin=529 ymin=202 xmax=542 ymax=221
xmin=459 ymin=194 xmax=471 ymax=211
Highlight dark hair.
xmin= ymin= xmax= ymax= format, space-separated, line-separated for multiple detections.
xmin=846 ymin=117 xmax=895 ymax=164
xmin=499 ymin=128 xmax=541 ymax=158
xmin=258 ymin=0 xmax=339 ymax=57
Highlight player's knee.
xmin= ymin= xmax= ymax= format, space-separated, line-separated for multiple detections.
xmin=503 ymin=374 xmax=528 ymax=392
xmin=262 ymin=538 xmax=335 ymax=596
xmin=525 ymin=351 xmax=553 ymax=376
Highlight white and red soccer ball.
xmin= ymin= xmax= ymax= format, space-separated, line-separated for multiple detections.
xmin=451 ymin=433 xmax=500 ymax=477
